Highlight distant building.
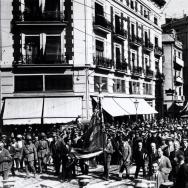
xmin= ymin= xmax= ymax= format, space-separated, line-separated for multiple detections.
xmin=0 ymin=0 xmax=165 ymax=128
xmin=162 ymin=30 xmax=184 ymax=115
xmin=162 ymin=16 xmax=188 ymax=101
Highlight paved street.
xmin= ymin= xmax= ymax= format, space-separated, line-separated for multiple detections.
xmin=0 ymin=165 xmax=136 ymax=188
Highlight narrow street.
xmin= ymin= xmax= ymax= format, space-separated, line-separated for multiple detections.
xmin=0 ymin=165 xmax=136 ymax=188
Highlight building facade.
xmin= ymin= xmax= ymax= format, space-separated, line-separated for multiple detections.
xmin=162 ymin=16 xmax=188 ymax=101
xmin=162 ymin=30 xmax=184 ymax=114
xmin=0 ymin=0 xmax=165 ymax=127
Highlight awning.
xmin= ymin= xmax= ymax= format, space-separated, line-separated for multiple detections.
xmin=114 ymin=98 xmax=157 ymax=115
xmin=3 ymin=98 xmax=43 ymax=125
xmin=93 ymin=97 xmax=129 ymax=117
xmin=93 ymin=97 xmax=157 ymax=116
xmin=43 ymin=97 xmax=82 ymax=124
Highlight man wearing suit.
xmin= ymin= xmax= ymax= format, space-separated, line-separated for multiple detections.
xmin=182 ymin=138 xmax=188 ymax=158
xmin=118 ymin=136 xmax=132 ymax=180
xmin=149 ymin=162 xmax=165 ymax=188
xmin=103 ymin=137 xmax=114 ymax=180
xmin=175 ymin=156 xmax=188 ymax=188
xmin=169 ymin=140 xmax=184 ymax=181
xmin=134 ymin=141 xmax=147 ymax=179
xmin=0 ymin=141 xmax=12 ymax=180
xmin=157 ymin=147 xmax=172 ymax=181
xmin=148 ymin=142 xmax=158 ymax=176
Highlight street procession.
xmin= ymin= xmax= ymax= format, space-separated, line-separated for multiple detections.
xmin=1 ymin=0 xmax=188 ymax=187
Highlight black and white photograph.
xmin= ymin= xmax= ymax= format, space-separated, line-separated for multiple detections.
xmin=0 ymin=0 xmax=188 ymax=187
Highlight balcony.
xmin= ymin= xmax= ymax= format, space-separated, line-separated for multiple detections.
xmin=93 ymin=55 xmax=113 ymax=69
xmin=174 ymin=56 xmax=184 ymax=68
xmin=115 ymin=60 xmax=128 ymax=72
xmin=155 ymin=71 xmax=165 ymax=81
xmin=15 ymin=10 xmax=67 ymax=31
xmin=131 ymin=67 xmax=142 ymax=76
xmin=113 ymin=27 xmax=127 ymax=41
xmin=129 ymin=35 xmax=142 ymax=47
xmin=154 ymin=46 xmax=163 ymax=56
xmin=143 ymin=41 xmax=154 ymax=52
xmin=14 ymin=54 xmax=68 ymax=68
xmin=145 ymin=67 xmax=154 ymax=78
xmin=175 ymin=76 xmax=183 ymax=85
xmin=93 ymin=14 xmax=111 ymax=34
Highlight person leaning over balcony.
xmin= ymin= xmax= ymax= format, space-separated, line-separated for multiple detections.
xmin=0 ymin=141 xmax=12 ymax=180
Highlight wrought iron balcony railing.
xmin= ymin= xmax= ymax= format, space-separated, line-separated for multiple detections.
xmin=115 ymin=60 xmax=128 ymax=72
xmin=94 ymin=14 xmax=112 ymax=31
xmin=143 ymin=41 xmax=154 ymax=51
xmin=145 ymin=68 xmax=154 ymax=78
xmin=154 ymin=46 xmax=163 ymax=56
xmin=18 ymin=10 xmax=65 ymax=22
xmin=14 ymin=54 xmax=67 ymax=65
xmin=93 ymin=55 xmax=113 ymax=69
xmin=131 ymin=66 xmax=142 ymax=76
xmin=129 ymin=35 xmax=142 ymax=46
xmin=114 ymin=27 xmax=127 ymax=39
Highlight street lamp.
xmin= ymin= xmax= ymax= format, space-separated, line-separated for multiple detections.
xmin=134 ymin=99 xmax=139 ymax=122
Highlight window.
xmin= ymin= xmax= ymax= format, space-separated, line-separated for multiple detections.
xmin=131 ymin=0 xmax=134 ymax=9
xmin=143 ymin=83 xmax=152 ymax=95
xmin=96 ymin=39 xmax=104 ymax=57
xmin=15 ymin=75 xmax=73 ymax=92
xmin=115 ymin=46 xmax=121 ymax=64
xmin=94 ymin=76 xmax=108 ymax=92
xmin=45 ymin=75 xmax=73 ymax=91
xmin=115 ymin=15 xmax=121 ymax=33
xmin=24 ymin=36 xmax=40 ymax=64
xmin=45 ymin=36 xmax=61 ymax=63
xmin=135 ymin=1 xmax=138 ymax=12
xmin=144 ymin=31 xmax=148 ymax=45
xmin=131 ymin=23 xmax=135 ymax=36
xmin=15 ymin=75 xmax=43 ymax=92
xmin=95 ymin=2 xmax=104 ymax=16
xmin=178 ymin=52 xmax=181 ymax=58
xmin=155 ymin=37 xmax=159 ymax=47
xmin=129 ymin=81 xmax=140 ymax=94
xmin=113 ymin=79 xmax=125 ymax=93
xmin=154 ymin=17 xmax=158 ymax=25
xmin=140 ymin=5 xmax=143 ymax=15
xmin=126 ymin=0 xmax=129 ymax=6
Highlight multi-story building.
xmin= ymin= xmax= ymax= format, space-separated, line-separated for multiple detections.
xmin=162 ymin=16 xmax=188 ymax=101
xmin=162 ymin=30 xmax=184 ymax=115
xmin=0 ymin=0 xmax=165 ymax=128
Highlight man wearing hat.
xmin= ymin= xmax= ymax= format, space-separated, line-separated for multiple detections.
xmin=22 ymin=135 xmax=37 ymax=178
xmin=182 ymin=138 xmax=188 ymax=158
xmin=0 ymin=141 xmax=12 ymax=180
xmin=37 ymin=132 xmax=49 ymax=173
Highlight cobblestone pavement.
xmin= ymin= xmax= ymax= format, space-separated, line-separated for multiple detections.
xmin=0 ymin=165 xmax=136 ymax=188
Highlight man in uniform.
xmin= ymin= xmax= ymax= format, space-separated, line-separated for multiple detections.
xmin=0 ymin=141 xmax=12 ymax=180
xmin=22 ymin=135 xmax=38 ymax=178
xmin=37 ymin=133 xmax=49 ymax=173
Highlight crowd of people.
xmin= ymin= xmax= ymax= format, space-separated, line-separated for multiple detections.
xmin=0 ymin=117 xmax=188 ymax=188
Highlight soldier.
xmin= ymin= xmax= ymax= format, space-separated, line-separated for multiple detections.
xmin=22 ymin=135 xmax=38 ymax=178
xmin=0 ymin=141 xmax=12 ymax=180
xmin=37 ymin=133 xmax=49 ymax=173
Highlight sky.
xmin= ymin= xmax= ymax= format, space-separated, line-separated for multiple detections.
xmin=162 ymin=0 xmax=188 ymax=19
